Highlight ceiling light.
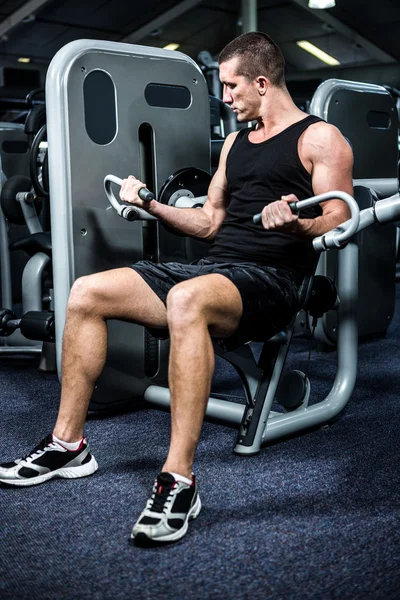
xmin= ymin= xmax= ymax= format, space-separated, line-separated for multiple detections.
xmin=296 ymin=40 xmax=340 ymax=66
xmin=163 ymin=43 xmax=180 ymax=51
xmin=308 ymin=0 xmax=335 ymax=8
xmin=18 ymin=57 xmax=31 ymax=63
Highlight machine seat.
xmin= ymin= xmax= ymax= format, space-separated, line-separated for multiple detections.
xmin=146 ymin=273 xmax=313 ymax=352
xmin=147 ymin=325 xmax=288 ymax=353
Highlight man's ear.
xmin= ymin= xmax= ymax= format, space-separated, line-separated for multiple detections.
xmin=256 ymin=76 xmax=269 ymax=96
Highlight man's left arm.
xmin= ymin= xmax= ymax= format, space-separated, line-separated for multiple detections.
xmin=260 ymin=123 xmax=354 ymax=237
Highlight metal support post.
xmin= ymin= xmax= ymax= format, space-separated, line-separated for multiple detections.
xmin=241 ymin=0 xmax=258 ymax=33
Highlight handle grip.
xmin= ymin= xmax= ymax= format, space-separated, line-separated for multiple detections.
xmin=138 ymin=187 xmax=155 ymax=202
xmin=104 ymin=174 xmax=157 ymax=221
xmin=252 ymin=191 xmax=360 ymax=252
xmin=253 ymin=201 xmax=299 ymax=224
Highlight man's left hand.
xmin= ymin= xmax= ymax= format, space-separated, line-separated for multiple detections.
xmin=260 ymin=194 xmax=299 ymax=232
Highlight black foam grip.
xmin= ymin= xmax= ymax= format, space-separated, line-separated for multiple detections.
xmin=138 ymin=187 xmax=155 ymax=202
xmin=253 ymin=201 xmax=299 ymax=224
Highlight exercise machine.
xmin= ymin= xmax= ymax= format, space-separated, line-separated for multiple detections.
xmin=45 ymin=40 xmax=400 ymax=452
xmin=46 ymin=40 xmax=211 ymax=408
xmin=310 ymin=79 xmax=398 ymax=345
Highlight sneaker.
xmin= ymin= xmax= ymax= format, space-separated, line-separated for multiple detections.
xmin=0 ymin=434 xmax=98 ymax=487
xmin=132 ymin=472 xmax=201 ymax=544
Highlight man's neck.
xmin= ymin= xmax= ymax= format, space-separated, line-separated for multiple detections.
xmin=253 ymin=89 xmax=307 ymax=141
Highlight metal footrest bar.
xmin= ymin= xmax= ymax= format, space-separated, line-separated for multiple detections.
xmin=144 ymin=385 xmax=245 ymax=427
xmin=0 ymin=346 xmax=42 ymax=353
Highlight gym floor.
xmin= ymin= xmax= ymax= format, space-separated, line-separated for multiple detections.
xmin=0 ymin=285 xmax=399 ymax=600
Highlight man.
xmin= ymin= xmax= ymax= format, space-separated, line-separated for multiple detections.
xmin=0 ymin=32 xmax=353 ymax=544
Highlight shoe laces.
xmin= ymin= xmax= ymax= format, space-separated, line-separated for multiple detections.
xmin=22 ymin=434 xmax=58 ymax=462
xmin=148 ymin=480 xmax=175 ymax=514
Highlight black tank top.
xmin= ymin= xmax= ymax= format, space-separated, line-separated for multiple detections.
xmin=208 ymin=115 xmax=323 ymax=278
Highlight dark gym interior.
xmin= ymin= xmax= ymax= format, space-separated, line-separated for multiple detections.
xmin=0 ymin=1 xmax=399 ymax=599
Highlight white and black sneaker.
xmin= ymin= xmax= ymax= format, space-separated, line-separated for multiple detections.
xmin=0 ymin=434 xmax=98 ymax=487
xmin=132 ymin=472 xmax=201 ymax=545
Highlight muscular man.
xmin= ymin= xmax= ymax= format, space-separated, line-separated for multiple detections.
xmin=0 ymin=32 xmax=353 ymax=544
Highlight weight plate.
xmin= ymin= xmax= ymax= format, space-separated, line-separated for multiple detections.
xmin=158 ymin=167 xmax=211 ymax=206
xmin=167 ymin=188 xmax=194 ymax=206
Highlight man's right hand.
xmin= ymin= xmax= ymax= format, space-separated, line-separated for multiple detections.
xmin=119 ymin=175 xmax=152 ymax=209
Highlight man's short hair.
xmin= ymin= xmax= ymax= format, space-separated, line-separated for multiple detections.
xmin=218 ymin=32 xmax=286 ymax=89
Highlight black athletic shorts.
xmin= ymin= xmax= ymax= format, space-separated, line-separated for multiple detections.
xmin=130 ymin=258 xmax=302 ymax=344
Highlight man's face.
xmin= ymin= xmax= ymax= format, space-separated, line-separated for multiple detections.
xmin=219 ymin=57 xmax=260 ymax=122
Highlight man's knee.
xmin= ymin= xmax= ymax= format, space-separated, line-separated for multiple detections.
xmin=68 ymin=274 xmax=103 ymax=315
xmin=167 ymin=284 xmax=203 ymax=330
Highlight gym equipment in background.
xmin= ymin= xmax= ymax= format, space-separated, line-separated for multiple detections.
xmin=0 ymin=104 xmax=54 ymax=368
xmin=310 ymin=79 xmax=399 ymax=345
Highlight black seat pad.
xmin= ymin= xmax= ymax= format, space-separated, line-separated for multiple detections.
xmin=146 ymin=325 xmax=287 ymax=353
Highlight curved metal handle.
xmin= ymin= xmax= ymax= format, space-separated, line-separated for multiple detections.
xmin=103 ymin=175 xmax=157 ymax=221
xmin=253 ymin=191 xmax=360 ymax=252
xmin=309 ymin=191 xmax=359 ymax=251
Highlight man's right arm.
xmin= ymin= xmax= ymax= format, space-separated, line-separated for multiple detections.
xmin=119 ymin=132 xmax=238 ymax=240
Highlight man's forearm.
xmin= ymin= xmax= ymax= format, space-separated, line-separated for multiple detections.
xmin=146 ymin=199 xmax=216 ymax=239
xmin=290 ymin=209 xmax=351 ymax=239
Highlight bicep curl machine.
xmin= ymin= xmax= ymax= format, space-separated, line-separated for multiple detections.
xmin=105 ymin=173 xmax=400 ymax=455
xmin=44 ymin=41 xmax=400 ymax=453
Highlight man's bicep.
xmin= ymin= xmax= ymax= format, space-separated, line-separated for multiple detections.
xmin=312 ymin=133 xmax=354 ymax=197
xmin=202 ymin=170 xmax=229 ymax=229
xmin=311 ymin=132 xmax=354 ymax=221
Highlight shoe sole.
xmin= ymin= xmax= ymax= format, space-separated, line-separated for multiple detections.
xmin=132 ymin=494 xmax=202 ymax=545
xmin=0 ymin=456 xmax=98 ymax=487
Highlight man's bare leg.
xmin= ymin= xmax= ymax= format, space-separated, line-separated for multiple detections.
xmin=161 ymin=274 xmax=243 ymax=479
xmin=53 ymin=267 xmax=167 ymax=442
